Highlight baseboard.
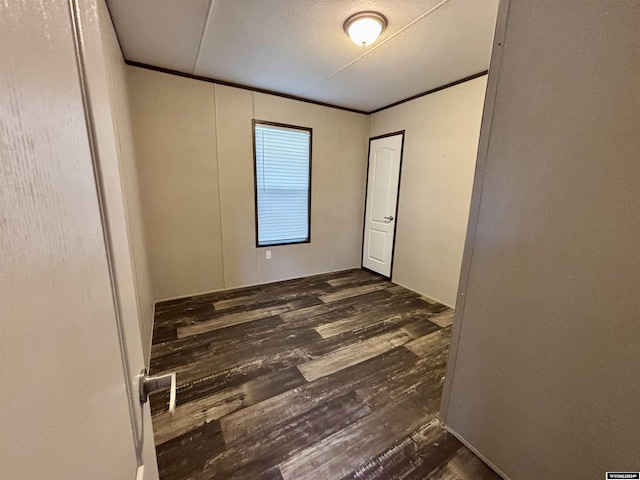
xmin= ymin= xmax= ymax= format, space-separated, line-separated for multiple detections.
xmin=440 ymin=422 xmax=511 ymax=480
xmin=330 ymin=265 xmax=362 ymax=274
xmin=156 ymin=285 xmax=231 ymax=303
xmin=154 ymin=265 xmax=362 ymax=303
xmin=391 ymin=280 xmax=455 ymax=308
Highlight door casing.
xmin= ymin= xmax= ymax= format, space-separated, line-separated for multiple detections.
xmin=361 ymin=131 xmax=406 ymax=279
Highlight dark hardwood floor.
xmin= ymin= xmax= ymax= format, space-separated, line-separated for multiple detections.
xmin=148 ymin=269 xmax=499 ymax=480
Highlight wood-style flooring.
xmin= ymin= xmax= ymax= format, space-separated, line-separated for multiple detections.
xmin=149 ymin=269 xmax=499 ymax=480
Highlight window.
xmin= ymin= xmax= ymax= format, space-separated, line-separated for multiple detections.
xmin=253 ymin=120 xmax=312 ymax=247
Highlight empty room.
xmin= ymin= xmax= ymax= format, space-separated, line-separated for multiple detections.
xmin=3 ymin=1 xmax=639 ymax=480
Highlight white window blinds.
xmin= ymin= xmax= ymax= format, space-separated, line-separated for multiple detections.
xmin=254 ymin=123 xmax=311 ymax=246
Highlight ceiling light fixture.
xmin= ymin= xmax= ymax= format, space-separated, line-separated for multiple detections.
xmin=343 ymin=11 xmax=388 ymax=47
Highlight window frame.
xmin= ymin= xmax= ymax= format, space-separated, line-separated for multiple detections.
xmin=252 ymin=119 xmax=313 ymax=248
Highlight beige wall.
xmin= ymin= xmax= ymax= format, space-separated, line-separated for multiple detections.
xmin=370 ymin=77 xmax=487 ymax=306
xmin=442 ymin=1 xmax=640 ymax=478
xmin=99 ymin=5 xmax=155 ymax=364
xmin=127 ymin=67 xmax=369 ymax=300
xmin=127 ymin=68 xmax=225 ymax=300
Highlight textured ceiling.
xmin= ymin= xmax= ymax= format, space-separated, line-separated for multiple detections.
xmin=106 ymin=0 xmax=499 ymax=112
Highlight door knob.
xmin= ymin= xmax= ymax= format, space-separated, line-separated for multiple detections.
xmin=139 ymin=369 xmax=176 ymax=415
xmin=383 ymin=215 xmax=394 ymax=222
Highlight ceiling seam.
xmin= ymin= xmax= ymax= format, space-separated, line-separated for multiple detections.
xmin=300 ymin=0 xmax=451 ymax=95
xmin=192 ymin=0 xmax=216 ymax=74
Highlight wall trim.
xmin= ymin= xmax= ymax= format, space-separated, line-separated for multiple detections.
xmin=124 ymin=60 xmax=368 ymax=115
xmin=153 ymin=266 xmax=361 ymax=303
xmin=368 ymin=71 xmax=489 ymax=114
xmin=125 ymin=60 xmax=488 ymax=116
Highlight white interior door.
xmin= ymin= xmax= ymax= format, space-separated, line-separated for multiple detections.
xmin=1 ymin=1 xmax=153 ymax=479
xmin=362 ymin=133 xmax=404 ymax=277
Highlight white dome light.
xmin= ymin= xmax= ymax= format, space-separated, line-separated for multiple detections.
xmin=344 ymin=12 xmax=388 ymax=47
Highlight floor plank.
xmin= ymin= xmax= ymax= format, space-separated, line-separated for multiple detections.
xmin=428 ymin=446 xmax=501 ymax=480
xmin=155 ymin=420 xmax=225 ymax=480
xmin=405 ymin=327 xmax=452 ymax=357
xmin=219 ymin=347 xmax=419 ymax=443
xmin=314 ymin=301 xmax=434 ymax=339
xmin=164 ymin=326 xmax=318 ymax=385
xmin=177 ymin=305 xmax=291 ymax=338
xmin=297 ymin=329 xmax=412 ymax=381
xmin=149 ymin=269 xmax=500 ymax=480
xmin=318 ymin=282 xmax=389 ymax=303
xmin=278 ymin=393 xmax=435 ymax=480
xmin=339 ymin=418 xmax=461 ymax=480
xmin=153 ymin=367 xmax=306 ymax=445
xmin=429 ymin=309 xmax=455 ymax=328
xmin=192 ymin=392 xmax=370 ymax=480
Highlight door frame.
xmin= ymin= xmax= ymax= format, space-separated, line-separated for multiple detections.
xmin=72 ymin=0 xmax=156 ymax=475
xmin=360 ymin=130 xmax=406 ymax=279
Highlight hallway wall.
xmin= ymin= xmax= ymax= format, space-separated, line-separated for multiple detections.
xmin=441 ymin=0 xmax=640 ymax=477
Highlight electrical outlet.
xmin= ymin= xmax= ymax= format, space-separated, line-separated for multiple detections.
xmin=266 ymin=250 xmax=271 ymax=260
